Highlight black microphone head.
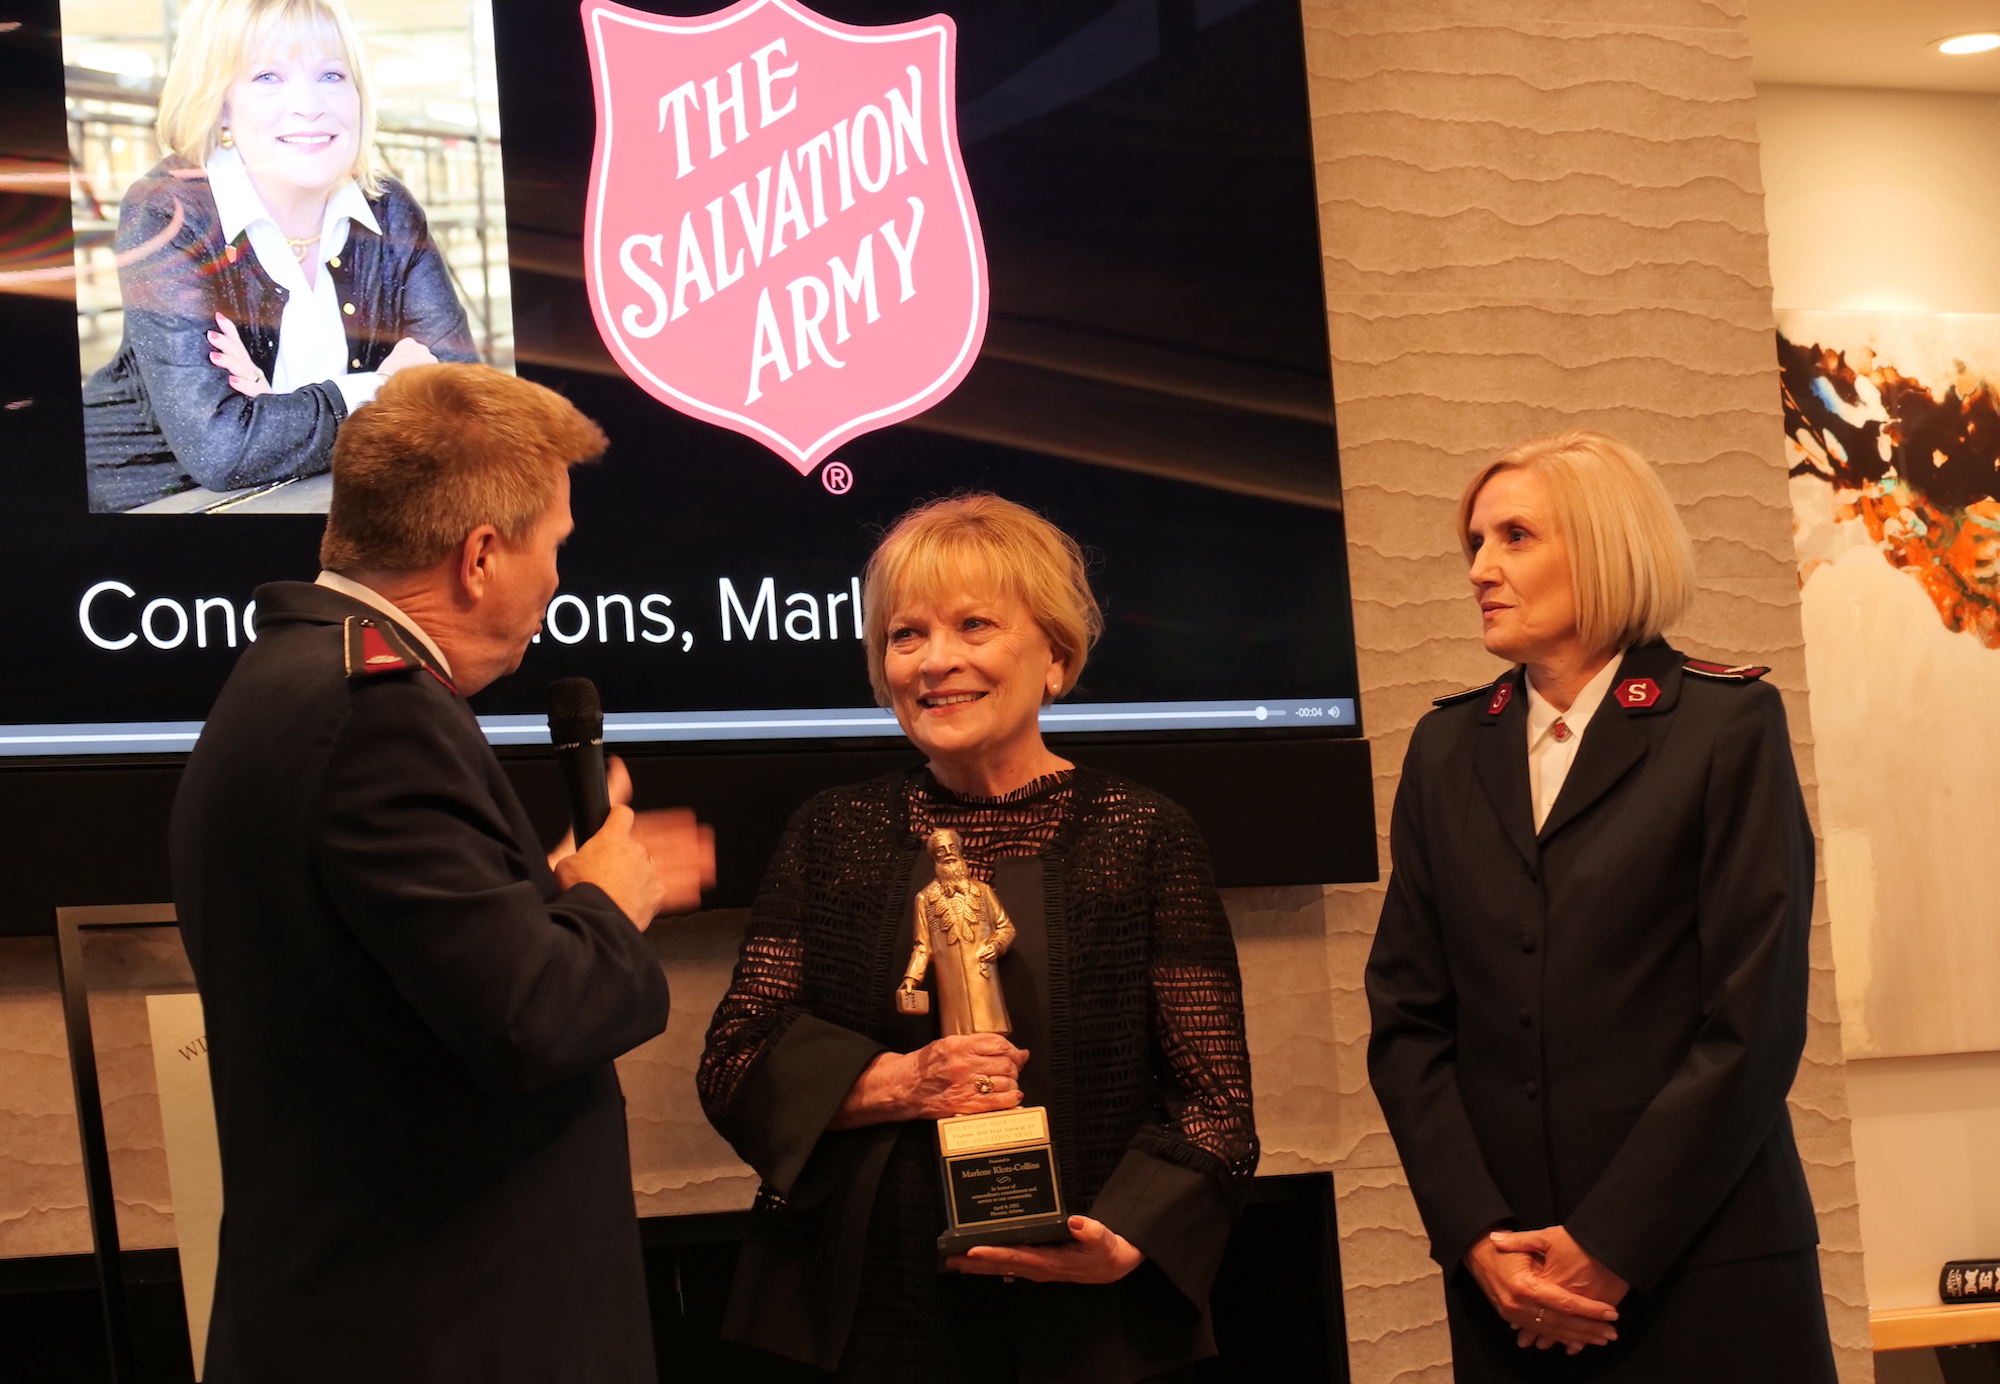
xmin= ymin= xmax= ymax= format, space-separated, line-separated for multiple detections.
xmin=547 ymin=677 xmax=604 ymax=748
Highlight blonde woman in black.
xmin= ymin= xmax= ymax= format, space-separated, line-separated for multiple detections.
xmin=699 ymin=494 xmax=1257 ymax=1384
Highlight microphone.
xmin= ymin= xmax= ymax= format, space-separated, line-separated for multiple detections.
xmin=547 ymin=677 xmax=610 ymax=845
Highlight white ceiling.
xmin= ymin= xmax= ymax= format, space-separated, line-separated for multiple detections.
xmin=1751 ymin=0 xmax=2000 ymax=93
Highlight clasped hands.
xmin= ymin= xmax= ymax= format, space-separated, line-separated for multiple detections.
xmin=1464 ymin=1225 xmax=1626 ymax=1354
xmin=549 ymin=756 xmax=715 ymax=928
xmin=829 ymin=1033 xmax=1145 ymax=1286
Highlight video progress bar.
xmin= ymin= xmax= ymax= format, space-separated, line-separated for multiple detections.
xmin=0 ymin=699 xmax=1356 ymax=756
xmin=477 ymin=698 xmax=1356 ymax=743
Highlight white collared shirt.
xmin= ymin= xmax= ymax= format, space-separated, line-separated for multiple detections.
xmin=315 ymin=570 xmax=453 ymax=680
xmin=1524 ymin=654 xmax=1624 ymax=833
xmin=206 ymin=147 xmax=384 ymax=413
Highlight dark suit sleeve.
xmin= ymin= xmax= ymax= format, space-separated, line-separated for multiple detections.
xmin=697 ymin=801 xmax=884 ymax=1196
xmin=311 ymin=677 xmax=669 ymax=1093
xmin=1564 ymin=683 xmax=1814 ymax=1290
xmin=1091 ymin=801 xmax=1258 ymax=1310
xmin=1366 ymin=716 xmax=1519 ymax=1269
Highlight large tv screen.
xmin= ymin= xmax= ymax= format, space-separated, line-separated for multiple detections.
xmin=0 ymin=0 xmax=1358 ymax=757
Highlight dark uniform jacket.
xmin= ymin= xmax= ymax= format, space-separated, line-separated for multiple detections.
xmin=83 ymin=159 xmax=477 ymax=512
xmin=1365 ymin=639 xmax=1820 ymax=1296
xmin=170 ymin=582 xmax=669 ymax=1384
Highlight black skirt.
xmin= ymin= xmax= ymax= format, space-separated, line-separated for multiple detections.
xmin=1445 ymin=1247 xmax=1837 ymax=1383
xmin=836 ymin=1124 xmax=1005 ymax=1384
xmin=829 ymin=1128 xmax=1205 ymax=1384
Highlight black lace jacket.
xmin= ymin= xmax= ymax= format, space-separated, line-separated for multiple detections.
xmin=698 ymin=767 xmax=1257 ymax=1381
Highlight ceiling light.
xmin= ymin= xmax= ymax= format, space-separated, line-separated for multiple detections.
xmin=1937 ymin=32 xmax=2000 ymax=54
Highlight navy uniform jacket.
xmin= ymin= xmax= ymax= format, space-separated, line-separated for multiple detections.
xmin=1364 ymin=639 xmax=1819 ymax=1294
xmin=170 ymin=582 xmax=669 ymax=1383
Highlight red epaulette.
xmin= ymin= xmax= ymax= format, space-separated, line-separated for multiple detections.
xmin=1433 ymin=675 xmax=1510 ymax=710
xmin=1682 ymin=658 xmax=1769 ymax=683
xmin=343 ymin=616 xmax=457 ymax=693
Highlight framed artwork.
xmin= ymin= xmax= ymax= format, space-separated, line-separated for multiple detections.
xmin=1779 ymin=310 xmax=2000 ymax=1058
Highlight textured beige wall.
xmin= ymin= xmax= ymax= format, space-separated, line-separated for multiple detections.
xmin=1299 ymin=1 xmax=1869 ymax=1379
xmin=0 ymin=933 xmax=194 ymax=1259
xmin=0 ymin=938 xmax=93 ymax=1258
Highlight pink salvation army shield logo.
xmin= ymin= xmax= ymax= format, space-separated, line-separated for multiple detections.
xmin=581 ymin=0 xmax=988 ymax=476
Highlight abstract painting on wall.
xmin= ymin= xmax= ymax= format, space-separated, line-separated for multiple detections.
xmin=1779 ymin=310 xmax=2000 ymax=1058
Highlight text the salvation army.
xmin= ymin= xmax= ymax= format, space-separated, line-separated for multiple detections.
xmin=613 ymin=37 xmax=934 ymax=405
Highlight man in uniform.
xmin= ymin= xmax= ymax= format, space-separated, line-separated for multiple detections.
xmin=171 ymin=364 xmax=713 ymax=1383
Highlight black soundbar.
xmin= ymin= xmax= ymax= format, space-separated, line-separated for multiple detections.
xmin=499 ymin=736 xmax=1379 ymax=909
xmin=0 ymin=736 xmax=1375 ymax=934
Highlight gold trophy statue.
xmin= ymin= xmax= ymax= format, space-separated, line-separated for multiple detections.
xmin=896 ymin=830 xmax=1070 ymax=1256
xmin=895 ymin=829 xmax=1015 ymax=1032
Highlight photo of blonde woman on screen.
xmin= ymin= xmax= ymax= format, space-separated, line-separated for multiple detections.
xmin=74 ymin=0 xmax=508 ymax=514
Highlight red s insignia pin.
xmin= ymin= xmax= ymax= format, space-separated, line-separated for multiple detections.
xmin=581 ymin=0 xmax=987 ymax=477
xmin=1616 ymin=677 xmax=1662 ymax=708
xmin=1486 ymin=682 xmax=1514 ymax=716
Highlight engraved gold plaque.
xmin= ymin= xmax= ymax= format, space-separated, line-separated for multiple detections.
xmin=934 ymin=1106 xmax=1069 ymax=1256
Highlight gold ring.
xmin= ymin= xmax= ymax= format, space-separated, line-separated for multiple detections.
xmin=1534 ymin=1310 xmax=1544 ymax=1324
xmin=975 ymin=1076 xmax=994 ymax=1094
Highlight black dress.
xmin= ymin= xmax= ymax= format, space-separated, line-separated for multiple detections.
xmin=1365 ymin=640 xmax=1835 ymax=1382
xmin=699 ymin=769 xmax=1258 ymax=1384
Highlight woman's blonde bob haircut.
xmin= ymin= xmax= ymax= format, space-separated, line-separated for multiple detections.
xmin=156 ymin=0 xmax=381 ymax=195
xmin=863 ymin=494 xmax=1104 ymax=707
xmin=1457 ymin=430 xmax=1696 ymax=657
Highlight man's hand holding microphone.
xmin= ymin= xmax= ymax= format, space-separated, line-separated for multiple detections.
xmin=546 ymin=678 xmax=715 ymax=929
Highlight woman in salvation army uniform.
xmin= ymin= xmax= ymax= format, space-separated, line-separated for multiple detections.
xmin=1365 ymin=431 xmax=1835 ymax=1381
xmin=697 ymin=494 xmax=1257 ymax=1384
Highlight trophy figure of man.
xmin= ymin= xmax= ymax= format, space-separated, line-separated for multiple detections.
xmin=896 ymin=829 xmax=1015 ymax=1036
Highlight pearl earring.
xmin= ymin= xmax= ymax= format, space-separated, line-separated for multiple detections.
xmin=219 ymin=127 xmax=234 ymax=148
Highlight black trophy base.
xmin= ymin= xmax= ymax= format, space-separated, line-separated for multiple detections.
xmin=938 ymin=1212 xmax=1074 ymax=1259
xmin=933 ymin=1107 xmax=1071 ymax=1264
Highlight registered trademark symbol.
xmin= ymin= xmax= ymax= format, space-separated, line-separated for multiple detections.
xmin=821 ymin=461 xmax=854 ymax=495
